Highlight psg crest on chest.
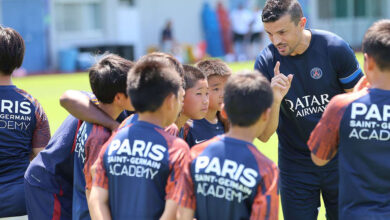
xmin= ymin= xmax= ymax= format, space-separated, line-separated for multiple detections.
xmin=310 ymin=67 xmax=323 ymax=79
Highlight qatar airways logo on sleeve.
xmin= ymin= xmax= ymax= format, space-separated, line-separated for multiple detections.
xmin=284 ymin=94 xmax=330 ymax=117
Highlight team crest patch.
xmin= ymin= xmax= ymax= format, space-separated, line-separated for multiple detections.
xmin=310 ymin=67 xmax=323 ymax=79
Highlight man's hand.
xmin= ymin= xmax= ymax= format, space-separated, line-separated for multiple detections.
xmin=271 ymin=61 xmax=293 ymax=102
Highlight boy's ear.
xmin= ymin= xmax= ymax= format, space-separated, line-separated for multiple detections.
xmin=114 ymin=93 xmax=124 ymax=104
xmin=164 ymin=93 xmax=176 ymax=111
xmin=261 ymin=108 xmax=271 ymax=122
xmin=364 ymin=53 xmax=376 ymax=72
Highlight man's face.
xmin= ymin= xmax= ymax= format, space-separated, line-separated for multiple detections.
xmin=264 ymin=14 xmax=305 ymax=56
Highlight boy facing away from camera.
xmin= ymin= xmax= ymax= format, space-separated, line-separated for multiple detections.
xmin=89 ymin=54 xmax=191 ymax=219
xmin=175 ymin=71 xmax=279 ymax=220
xmin=72 ymin=54 xmax=134 ymax=220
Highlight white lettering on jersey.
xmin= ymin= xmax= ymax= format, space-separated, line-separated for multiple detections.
xmin=194 ymin=156 xmax=259 ymax=203
xmin=349 ymin=103 xmax=390 ymax=141
xmin=107 ymin=138 xmax=167 ymax=180
xmin=284 ymin=94 xmax=330 ymax=117
xmin=0 ymin=100 xmax=31 ymax=114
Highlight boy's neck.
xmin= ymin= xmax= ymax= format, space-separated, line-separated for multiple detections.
xmin=205 ymin=109 xmax=218 ymax=124
xmin=138 ymin=112 xmax=166 ymax=128
xmin=0 ymin=74 xmax=13 ymax=85
xmin=175 ymin=113 xmax=189 ymax=130
xmin=225 ymin=126 xmax=257 ymax=143
xmin=370 ymin=70 xmax=390 ymax=90
xmin=97 ymin=103 xmax=122 ymax=121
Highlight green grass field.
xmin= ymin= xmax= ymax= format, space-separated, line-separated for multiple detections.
xmin=13 ymin=53 xmax=363 ymax=219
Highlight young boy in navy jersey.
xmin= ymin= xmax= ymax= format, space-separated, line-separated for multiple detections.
xmin=182 ymin=59 xmax=231 ymax=147
xmin=72 ymin=54 xmax=134 ymax=220
xmin=165 ymin=64 xmax=209 ymax=136
xmin=89 ymin=54 xmax=190 ymax=219
xmin=254 ymin=0 xmax=363 ymax=219
xmin=24 ymin=94 xmax=132 ymax=220
xmin=308 ymin=19 xmax=390 ymax=220
xmin=62 ymin=52 xmax=186 ymax=134
xmin=0 ymin=26 xmax=51 ymax=218
xmin=175 ymin=71 xmax=279 ymax=220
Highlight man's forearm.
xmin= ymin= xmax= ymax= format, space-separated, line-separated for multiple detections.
xmin=258 ymin=101 xmax=281 ymax=142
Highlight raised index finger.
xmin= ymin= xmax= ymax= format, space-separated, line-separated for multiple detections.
xmin=274 ymin=61 xmax=280 ymax=76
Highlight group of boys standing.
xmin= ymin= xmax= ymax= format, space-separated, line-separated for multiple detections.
xmin=1 ymin=0 xmax=390 ymax=220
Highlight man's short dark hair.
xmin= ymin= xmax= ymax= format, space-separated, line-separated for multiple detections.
xmin=89 ymin=54 xmax=134 ymax=103
xmin=127 ymin=55 xmax=182 ymax=113
xmin=195 ymin=59 xmax=232 ymax=79
xmin=262 ymin=0 xmax=303 ymax=25
xmin=183 ymin=65 xmax=206 ymax=90
xmin=362 ymin=19 xmax=390 ymax=71
xmin=224 ymin=71 xmax=273 ymax=127
xmin=0 ymin=26 xmax=25 ymax=75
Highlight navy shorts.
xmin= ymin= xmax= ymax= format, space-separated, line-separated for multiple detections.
xmin=24 ymin=179 xmax=72 ymax=220
xmin=280 ymin=168 xmax=339 ymax=220
xmin=0 ymin=181 xmax=26 ymax=217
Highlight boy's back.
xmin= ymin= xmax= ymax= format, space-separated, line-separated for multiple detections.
xmin=0 ymin=86 xmax=50 ymax=217
xmin=309 ymin=88 xmax=390 ymax=219
xmin=73 ymin=121 xmax=111 ymax=220
xmin=183 ymin=135 xmax=278 ymax=220
xmin=94 ymin=120 xmax=189 ymax=219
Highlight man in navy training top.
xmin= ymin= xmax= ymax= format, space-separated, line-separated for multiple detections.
xmin=254 ymin=0 xmax=363 ymax=219
xmin=0 ymin=26 xmax=51 ymax=218
xmin=308 ymin=19 xmax=390 ymax=220
xmin=176 ymin=71 xmax=279 ymax=220
xmin=89 ymin=54 xmax=190 ymax=219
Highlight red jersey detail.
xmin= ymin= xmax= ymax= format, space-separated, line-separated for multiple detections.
xmin=308 ymin=89 xmax=369 ymax=160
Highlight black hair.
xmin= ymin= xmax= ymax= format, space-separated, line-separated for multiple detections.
xmin=362 ymin=19 xmax=390 ymax=71
xmin=89 ymin=54 xmax=134 ymax=103
xmin=262 ymin=0 xmax=303 ymax=25
xmin=224 ymin=71 xmax=273 ymax=127
xmin=0 ymin=26 xmax=25 ymax=75
xmin=183 ymin=65 xmax=206 ymax=90
xmin=127 ymin=55 xmax=182 ymax=113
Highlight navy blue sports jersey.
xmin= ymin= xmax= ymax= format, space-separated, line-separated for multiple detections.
xmin=93 ymin=120 xmax=190 ymax=219
xmin=309 ymin=88 xmax=390 ymax=219
xmin=73 ymin=122 xmax=111 ymax=220
xmin=182 ymin=119 xmax=225 ymax=147
xmin=175 ymin=135 xmax=279 ymax=220
xmin=254 ymin=29 xmax=363 ymax=171
xmin=24 ymin=91 xmax=128 ymax=220
xmin=0 ymin=85 xmax=50 ymax=217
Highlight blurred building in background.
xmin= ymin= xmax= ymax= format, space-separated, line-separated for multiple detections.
xmin=0 ymin=0 xmax=388 ymax=73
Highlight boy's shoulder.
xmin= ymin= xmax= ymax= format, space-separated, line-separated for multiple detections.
xmin=190 ymin=136 xmax=222 ymax=158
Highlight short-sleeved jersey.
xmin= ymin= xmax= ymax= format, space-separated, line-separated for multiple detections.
xmin=25 ymin=115 xmax=80 ymax=195
xmin=308 ymin=88 xmax=390 ymax=219
xmin=73 ymin=122 xmax=111 ymax=220
xmin=254 ymin=29 xmax=363 ymax=171
xmin=175 ymin=135 xmax=279 ymax=220
xmin=182 ymin=119 xmax=225 ymax=147
xmin=117 ymin=113 xmax=139 ymax=130
xmin=25 ymin=92 xmax=97 ymax=195
xmin=93 ymin=120 xmax=190 ymax=219
xmin=25 ymin=91 xmax=128 ymax=201
xmin=0 ymin=85 xmax=50 ymax=186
